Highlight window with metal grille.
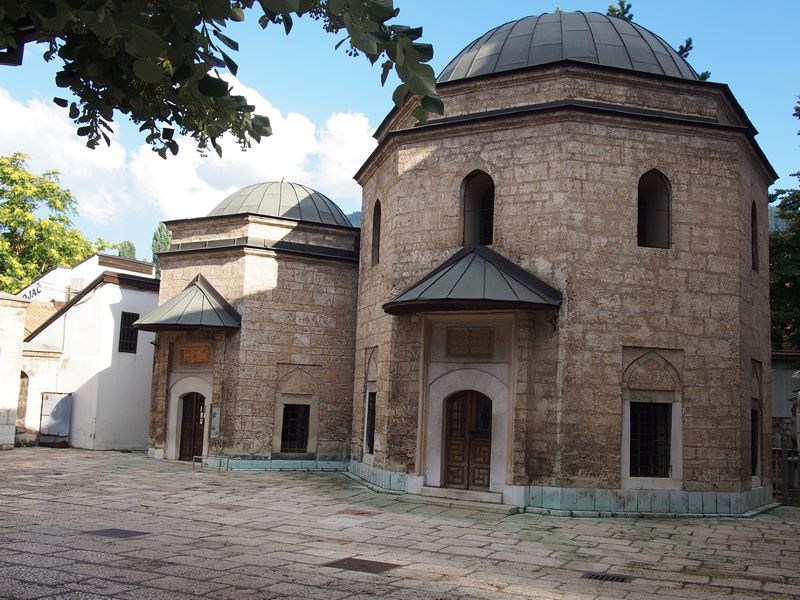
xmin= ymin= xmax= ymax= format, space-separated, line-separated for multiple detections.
xmin=280 ymin=404 xmax=310 ymax=453
xmin=630 ymin=402 xmax=671 ymax=478
xmin=118 ymin=312 xmax=139 ymax=353
xmin=750 ymin=407 xmax=759 ymax=476
xmin=365 ymin=391 xmax=376 ymax=454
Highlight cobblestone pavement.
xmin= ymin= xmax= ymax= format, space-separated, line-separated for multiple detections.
xmin=1 ymin=448 xmax=799 ymax=600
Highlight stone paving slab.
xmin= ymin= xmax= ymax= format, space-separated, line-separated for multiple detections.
xmin=1 ymin=448 xmax=799 ymax=599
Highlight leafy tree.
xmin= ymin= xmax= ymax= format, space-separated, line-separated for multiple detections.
xmin=770 ymin=99 xmax=800 ymax=351
xmin=0 ymin=153 xmax=111 ymax=293
xmin=117 ymin=240 xmax=137 ymax=260
xmin=151 ymin=221 xmax=172 ymax=278
xmin=606 ymin=1 xmax=633 ymax=21
xmin=605 ymin=2 xmax=710 ymax=81
xmin=0 ymin=1 xmax=441 ymax=158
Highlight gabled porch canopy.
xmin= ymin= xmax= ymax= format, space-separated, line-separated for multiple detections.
xmin=134 ymin=274 xmax=241 ymax=331
xmin=382 ymin=246 xmax=563 ymax=315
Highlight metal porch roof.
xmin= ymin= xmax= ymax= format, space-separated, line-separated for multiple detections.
xmin=383 ymin=246 xmax=562 ymax=315
xmin=134 ymin=274 xmax=241 ymax=331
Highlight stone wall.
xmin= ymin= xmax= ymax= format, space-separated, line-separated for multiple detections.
xmin=151 ymin=217 xmax=358 ymax=460
xmin=0 ymin=294 xmax=28 ymax=449
xmin=354 ymin=67 xmax=773 ymax=496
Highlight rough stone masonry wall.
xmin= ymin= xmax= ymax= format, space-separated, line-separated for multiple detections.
xmin=231 ymin=249 xmax=358 ymax=458
xmin=380 ymin=64 xmax=741 ymax=142
xmin=359 ymin=107 xmax=765 ymax=492
xmin=736 ymin=143 xmax=773 ymax=488
xmin=149 ymin=250 xmax=247 ymax=451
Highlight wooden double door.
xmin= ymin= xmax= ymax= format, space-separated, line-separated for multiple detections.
xmin=443 ymin=391 xmax=492 ymax=490
xmin=179 ymin=393 xmax=205 ymax=461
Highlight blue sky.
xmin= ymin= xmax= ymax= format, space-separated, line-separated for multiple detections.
xmin=0 ymin=0 xmax=798 ymax=260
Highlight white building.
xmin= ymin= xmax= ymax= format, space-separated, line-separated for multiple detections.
xmin=16 ymin=254 xmax=159 ymax=450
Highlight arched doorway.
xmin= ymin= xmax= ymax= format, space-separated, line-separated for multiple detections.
xmin=443 ymin=391 xmax=492 ymax=490
xmin=179 ymin=392 xmax=205 ymax=460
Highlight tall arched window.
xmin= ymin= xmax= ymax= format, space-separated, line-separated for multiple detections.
xmin=463 ymin=171 xmax=494 ymax=246
xmin=637 ymin=170 xmax=671 ymax=249
xmin=750 ymin=201 xmax=759 ymax=272
xmin=371 ymin=200 xmax=381 ymax=265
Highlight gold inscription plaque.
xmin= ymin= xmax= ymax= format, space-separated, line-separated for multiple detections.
xmin=182 ymin=346 xmax=210 ymax=364
xmin=446 ymin=327 xmax=492 ymax=359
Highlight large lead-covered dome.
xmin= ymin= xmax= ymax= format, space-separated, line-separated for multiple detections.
xmin=207 ymin=181 xmax=353 ymax=227
xmin=438 ymin=12 xmax=698 ymax=83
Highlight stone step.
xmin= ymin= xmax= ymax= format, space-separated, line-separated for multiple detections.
xmin=420 ymin=486 xmax=503 ymax=504
xmin=404 ymin=489 xmax=518 ymax=515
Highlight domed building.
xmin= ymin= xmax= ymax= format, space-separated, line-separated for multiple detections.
xmin=351 ymin=11 xmax=775 ymax=514
xmin=141 ymin=12 xmax=775 ymax=515
xmin=138 ymin=181 xmax=359 ymax=462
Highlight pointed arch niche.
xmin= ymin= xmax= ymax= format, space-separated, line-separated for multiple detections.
xmin=272 ymin=367 xmax=320 ymax=457
xmin=621 ymin=348 xmax=684 ymax=490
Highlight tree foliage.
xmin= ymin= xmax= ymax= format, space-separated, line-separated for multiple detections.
xmin=770 ymin=100 xmax=800 ymax=351
xmin=0 ymin=0 xmax=441 ymax=158
xmin=151 ymin=221 xmax=172 ymax=278
xmin=0 ymin=153 xmax=110 ymax=293
xmin=606 ymin=1 xmax=633 ymax=21
xmin=117 ymin=240 xmax=137 ymax=259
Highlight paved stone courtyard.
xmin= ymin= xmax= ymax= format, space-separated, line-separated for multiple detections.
xmin=1 ymin=448 xmax=799 ymax=599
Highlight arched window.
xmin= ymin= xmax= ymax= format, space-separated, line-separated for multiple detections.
xmin=637 ymin=170 xmax=670 ymax=249
xmin=463 ymin=171 xmax=494 ymax=246
xmin=371 ymin=200 xmax=381 ymax=265
xmin=750 ymin=201 xmax=759 ymax=272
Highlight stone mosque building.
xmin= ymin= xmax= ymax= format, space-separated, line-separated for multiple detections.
xmin=137 ymin=12 xmax=776 ymax=515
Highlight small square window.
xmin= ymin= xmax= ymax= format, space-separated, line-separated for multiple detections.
xmin=118 ymin=312 xmax=139 ymax=353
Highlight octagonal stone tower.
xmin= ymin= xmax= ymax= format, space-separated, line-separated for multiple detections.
xmin=351 ymin=12 xmax=775 ymax=514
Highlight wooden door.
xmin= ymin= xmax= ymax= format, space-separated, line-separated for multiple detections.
xmin=443 ymin=391 xmax=492 ymax=490
xmin=179 ymin=393 xmax=205 ymax=460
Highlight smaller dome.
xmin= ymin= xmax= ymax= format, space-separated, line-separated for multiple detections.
xmin=208 ymin=181 xmax=353 ymax=227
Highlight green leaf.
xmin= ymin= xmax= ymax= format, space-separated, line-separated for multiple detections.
xmin=203 ymin=0 xmax=232 ymax=20
xmin=230 ymin=6 xmax=245 ymax=21
xmin=132 ymin=58 xmax=165 ymax=83
xmin=198 ymin=75 xmax=229 ymax=97
xmin=68 ymin=103 xmax=79 ymax=119
xmin=263 ymin=0 xmax=300 ymax=13
xmin=30 ymin=0 xmax=58 ymax=19
xmin=413 ymin=43 xmax=433 ymax=63
xmin=380 ymin=59 xmax=392 ymax=86
xmin=124 ymin=25 xmax=167 ymax=58
xmin=213 ymin=30 xmax=239 ymax=51
xmin=391 ymin=83 xmax=407 ymax=108
xmin=76 ymin=126 xmax=92 ymax=137
xmin=221 ymin=50 xmax=238 ymax=76
xmin=53 ymin=97 xmax=68 ymax=108
xmin=411 ymin=105 xmax=428 ymax=124
xmin=421 ymin=94 xmax=444 ymax=116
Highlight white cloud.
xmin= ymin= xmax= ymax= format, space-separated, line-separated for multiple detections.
xmin=0 ymin=79 xmax=374 ymax=237
xmin=0 ymin=89 xmax=131 ymax=223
